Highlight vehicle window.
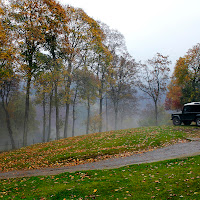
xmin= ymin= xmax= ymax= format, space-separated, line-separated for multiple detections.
xmin=184 ymin=105 xmax=200 ymax=112
xmin=183 ymin=105 xmax=200 ymax=112
xmin=190 ymin=106 xmax=196 ymax=112
xmin=183 ymin=106 xmax=191 ymax=112
xmin=192 ymin=105 xmax=200 ymax=112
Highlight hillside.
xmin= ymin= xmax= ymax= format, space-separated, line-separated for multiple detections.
xmin=0 ymin=126 xmax=199 ymax=172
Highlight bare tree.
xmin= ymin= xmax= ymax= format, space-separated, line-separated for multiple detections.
xmin=136 ymin=53 xmax=171 ymax=125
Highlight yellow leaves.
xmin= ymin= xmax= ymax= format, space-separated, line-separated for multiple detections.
xmin=174 ymin=57 xmax=190 ymax=86
xmin=169 ymin=43 xmax=200 ymax=105
xmin=93 ymin=189 xmax=97 ymax=193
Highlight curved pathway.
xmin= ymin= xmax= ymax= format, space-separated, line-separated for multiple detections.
xmin=0 ymin=140 xmax=199 ymax=179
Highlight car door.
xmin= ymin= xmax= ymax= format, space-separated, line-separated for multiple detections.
xmin=192 ymin=105 xmax=200 ymax=119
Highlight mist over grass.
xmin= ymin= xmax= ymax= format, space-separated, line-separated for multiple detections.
xmin=1 ymin=99 xmax=171 ymax=152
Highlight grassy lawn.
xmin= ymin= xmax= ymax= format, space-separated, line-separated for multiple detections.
xmin=0 ymin=126 xmax=200 ymax=172
xmin=0 ymin=155 xmax=199 ymax=199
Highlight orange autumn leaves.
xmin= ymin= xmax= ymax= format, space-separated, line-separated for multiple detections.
xmin=166 ymin=43 xmax=200 ymax=110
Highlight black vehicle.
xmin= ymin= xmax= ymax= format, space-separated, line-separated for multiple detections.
xmin=171 ymin=102 xmax=200 ymax=127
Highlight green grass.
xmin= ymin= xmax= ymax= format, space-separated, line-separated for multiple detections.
xmin=0 ymin=125 xmax=200 ymax=172
xmin=0 ymin=155 xmax=199 ymax=199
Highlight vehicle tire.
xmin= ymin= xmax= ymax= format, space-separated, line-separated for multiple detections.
xmin=196 ymin=118 xmax=200 ymax=127
xmin=173 ymin=117 xmax=181 ymax=126
xmin=183 ymin=121 xmax=191 ymax=126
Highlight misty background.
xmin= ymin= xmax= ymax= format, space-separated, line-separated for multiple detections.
xmin=2 ymin=0 xmax=199 ymax=152
xmin=0 ymin=88 xmax=171 ymax=152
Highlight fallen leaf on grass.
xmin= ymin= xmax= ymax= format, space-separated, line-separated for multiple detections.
xmin=93 ymin=189 xmax=97 ymax=193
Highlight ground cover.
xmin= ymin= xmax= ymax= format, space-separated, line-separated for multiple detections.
xmin=0 ymin=155 xmax=199 ymax=199
xmin=0 ymin=126 xmax=199 ymax=172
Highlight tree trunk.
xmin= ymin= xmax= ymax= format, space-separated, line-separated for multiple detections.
xmin=2 ymin=102 xmax=16 ymax=149
xmin=114 ymin=101 xmax=118 ymax=130
xmin=86 ymin=98 xmax=90 ymax=134
xmin=99 ymin=73 xmax=104 ymax=132
xmin=154 ymin=101 xmax=158 ymax=126
xmin=23 ymin=75 xmax=31 ymax=147
xmin=64 ymin=62 xmax=72 ymax=138
xmin=42 ymin=92 xmax=46 ymax=143
xmin=55 ymin=84 xmax=60 ymax=140
xmin=47 ymin=91 xmax=53 ymax=142
xmin=72 ymin=103 xmax=75 ymax=137
xmin=64 ymin=102 xmax=70 ymax=138
xmin=99 ymin=91 xmax=103 ymax=132
xmin=106 ymin=95 xmax=108 ymax=131
xmin=72 ymin=88 xmax=78 ymax=137
xmin=120 ymin=114 xmax=123 ymax=129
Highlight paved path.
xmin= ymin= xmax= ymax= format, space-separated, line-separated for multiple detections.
xmin=0 ymin=141 xmax=200 ymax=179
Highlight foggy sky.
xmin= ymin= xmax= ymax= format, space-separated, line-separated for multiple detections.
xmin=59 ymin=0 xmax=200 ymax=70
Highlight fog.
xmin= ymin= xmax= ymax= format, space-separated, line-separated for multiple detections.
xmin=0 ymin=93 xmax=171 ymax=152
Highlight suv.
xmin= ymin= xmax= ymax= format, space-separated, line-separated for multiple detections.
xmin=171 ymin=102 xmax=200 ymax=127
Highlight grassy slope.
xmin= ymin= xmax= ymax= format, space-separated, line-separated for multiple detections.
xmin=0 ymin=125 xmax=199 ymax=172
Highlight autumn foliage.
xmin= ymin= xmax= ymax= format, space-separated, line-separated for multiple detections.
xmin=166 ymin=44 xmax=200 ymax=110
xmin=1 ymin=0 xmax=199 ymax=151
xmin=0 ymin=0 xmax=141 ymax=150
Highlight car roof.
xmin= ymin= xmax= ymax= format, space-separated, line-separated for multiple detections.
xmin=184 ymin=102 xmax=200 ymax=106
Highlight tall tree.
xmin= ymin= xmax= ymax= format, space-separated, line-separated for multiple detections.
xmin=93 ymin=24 xmax=113 ymax=132
xmin=137 ymin=53 xmax=171 ymax=125
xmin=43 ymin=1 xmax=69 ymax=140
xmin=182 ymin=44 xmax=200 ymax=102
xmin=8 ymin=0 xmax=69 ymax=145
xmin=95 ymin=53 xmax=112 ymax=132
xmin=0 ymin=5 xmax=18 ymax=149
xmin=99 ymin=23 xmax=128 ymax=130
xmin=109 ymin=53 xmax=137 ymax=130
xmin=166 ymin=44 xmax=200 ymax=110
xmin=8 ymin=0 xmax=47 ymax=146
xmin=61 ymin=7 xmax=107 ymax=137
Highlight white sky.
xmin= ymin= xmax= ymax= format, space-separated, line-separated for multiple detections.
xmin=59 ymin=0 xmax=200 ymax=70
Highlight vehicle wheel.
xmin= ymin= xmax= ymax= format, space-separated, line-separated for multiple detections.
xmin=173 ymin=117 xmax=181 ymax=126
xmin=183 ymin=121 xmax=191 ymax=126
xmin=196 ymin=118 xmax=200 ymax=127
